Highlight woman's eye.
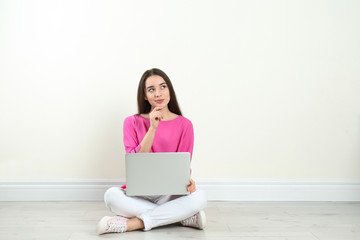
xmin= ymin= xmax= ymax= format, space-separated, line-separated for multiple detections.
xmin=161 ymin=85 xmax=166 ymax=89
xmin=148 ymin=88 xmax=154 ymax=92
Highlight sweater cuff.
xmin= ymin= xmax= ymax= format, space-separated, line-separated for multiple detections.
xmin=132 ymin=144 xmax=141 ymax=153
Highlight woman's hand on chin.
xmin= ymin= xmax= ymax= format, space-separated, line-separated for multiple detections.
xmin=149 ymin=107 xmax=163 ymax=129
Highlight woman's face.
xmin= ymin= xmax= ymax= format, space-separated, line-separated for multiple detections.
xmin=144 ymin=75 xmax=170 ymax=109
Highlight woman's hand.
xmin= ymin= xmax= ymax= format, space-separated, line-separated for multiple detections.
xmin=149 ymin=107 xmax=163 ymax=129
xmin=138 ymin=107 xmax=163 ymax=153
xmin=187 ymin=178 xmax=196 ymax=193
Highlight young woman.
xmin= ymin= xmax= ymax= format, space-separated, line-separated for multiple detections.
xmin=97 ymin=68 xmax=207 ymax=234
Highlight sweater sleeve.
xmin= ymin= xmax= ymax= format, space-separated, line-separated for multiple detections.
xmin=123 ymin=116 xmax=141 ymax=153
xmin=178 ymin=119 xmax=194 ymax=161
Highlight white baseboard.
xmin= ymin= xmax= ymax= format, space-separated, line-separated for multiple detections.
xmin=1 ymin=179 xmax=360 ymax=202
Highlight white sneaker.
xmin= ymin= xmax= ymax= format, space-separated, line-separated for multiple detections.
xmin=181 ymin=210 xmax=206 ymax=229
xmin=97 ymin=216 xmax=128 ymax=235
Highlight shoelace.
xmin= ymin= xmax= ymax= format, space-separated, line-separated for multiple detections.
xmin=182 ymin=214 xmax=198 ymax=226
xmin=107 ymin=219 xmax=127 ymax=233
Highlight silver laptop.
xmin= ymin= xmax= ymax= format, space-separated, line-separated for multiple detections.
xmin=125 ymin=152 xmax=191 ymax=196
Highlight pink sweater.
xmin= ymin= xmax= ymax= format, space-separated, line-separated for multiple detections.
xmin=122 ymin=114 xmax=194 ymax=189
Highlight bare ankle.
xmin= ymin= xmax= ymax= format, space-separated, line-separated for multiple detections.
xmin=126 ymin=217 xmax=145 ymax=231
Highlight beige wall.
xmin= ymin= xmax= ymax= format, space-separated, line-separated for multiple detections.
xmin=1 ymin=0 xmax=359 ymax=181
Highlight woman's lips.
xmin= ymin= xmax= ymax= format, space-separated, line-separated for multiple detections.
xmin=155 ymin=99 xmax=164 ymax=103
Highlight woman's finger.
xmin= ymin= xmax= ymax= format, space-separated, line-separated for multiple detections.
xmin=154 ymin=112 xmax=163 ymax=121
xmin=191 ymin=179 xmax=196 ymax=192
xmin=187 ymin=180 xmax=192 ymax=192
xmin=187 ymin=178 xmax=196 ymax=193
xmin=153 ymin=107 xmax=163 ymax=112
xmin=151 ymin=109 xmax=163 ymax=117
xmin=150 ymin=107 xmax=164 ymax=122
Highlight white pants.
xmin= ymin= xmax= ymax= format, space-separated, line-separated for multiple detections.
xmin=104 ymin=187 xmax=207 ymax=231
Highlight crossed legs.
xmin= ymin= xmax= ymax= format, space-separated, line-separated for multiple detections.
xmin=103 ymin=187 xmax=207 ymax=231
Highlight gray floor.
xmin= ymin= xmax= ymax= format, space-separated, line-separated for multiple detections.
xmin=0 ymin=201 xmax=359 ymax=240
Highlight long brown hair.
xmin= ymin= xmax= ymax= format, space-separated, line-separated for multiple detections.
xmin=137 ymin=68 xmax=182 ymax=115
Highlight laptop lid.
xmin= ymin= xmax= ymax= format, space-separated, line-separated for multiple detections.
xmin=125 ymin=152 xmax=191 ymax=196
